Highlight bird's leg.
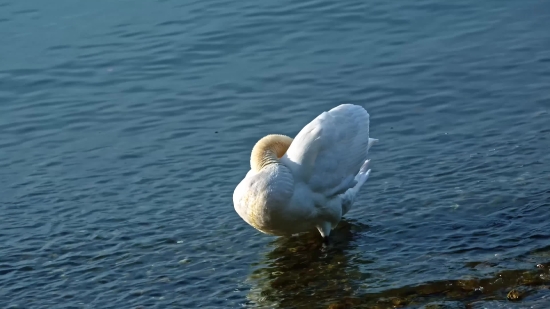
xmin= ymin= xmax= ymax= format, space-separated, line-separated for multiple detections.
xmin=316 ymin=222 xmax=332 ymax=245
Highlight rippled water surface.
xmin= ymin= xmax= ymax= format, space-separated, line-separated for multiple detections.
xmin=1 ymin=0 xmax=550 ymax=308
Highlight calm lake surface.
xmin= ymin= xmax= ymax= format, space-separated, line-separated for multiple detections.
xmin=1 ymin=0 xmax=549 ymax=308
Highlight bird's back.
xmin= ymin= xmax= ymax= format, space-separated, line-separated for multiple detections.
xmin=282 ymin=104 xmax=371 ymax=197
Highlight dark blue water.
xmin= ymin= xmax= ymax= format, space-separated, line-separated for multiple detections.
xmin=1 ymin=0 xmax=549 ymax=308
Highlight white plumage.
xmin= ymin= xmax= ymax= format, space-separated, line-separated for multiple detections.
xmin=233 ymin=104 xmax=377 ymax=242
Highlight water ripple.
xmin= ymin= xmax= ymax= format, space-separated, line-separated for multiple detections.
xmin=1 ymin=0 xmax=550 ymax=308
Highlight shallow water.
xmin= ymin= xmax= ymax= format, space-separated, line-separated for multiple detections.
xmin=1 ymin=0 xmax=549 ymax=308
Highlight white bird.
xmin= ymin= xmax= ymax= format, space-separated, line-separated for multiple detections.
xmin=233 ymin=104 xmax=377 ymax=243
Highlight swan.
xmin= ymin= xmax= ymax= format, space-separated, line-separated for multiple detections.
xmin=233 ymin=104 xmax=377 ymax=243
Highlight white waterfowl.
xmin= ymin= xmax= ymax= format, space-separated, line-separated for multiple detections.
xmin=233 ymin=104 xmax=377 ymax=243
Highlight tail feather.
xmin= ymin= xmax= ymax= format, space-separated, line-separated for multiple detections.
xmin=367 ymin=138 xmax=378 ymax=151
xmin=341 ymin=159 xmax=371 ymax=215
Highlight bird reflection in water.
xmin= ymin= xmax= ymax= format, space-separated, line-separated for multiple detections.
xmin=244 ymin=219 xmax=372 ymax=308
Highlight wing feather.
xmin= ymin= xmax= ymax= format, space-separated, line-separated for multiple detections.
xmin=281 ymin=104 xmax=371 ymax=196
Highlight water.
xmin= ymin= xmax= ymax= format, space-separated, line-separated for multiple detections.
xmin=1 ymin=0 xmax=549 ymax=308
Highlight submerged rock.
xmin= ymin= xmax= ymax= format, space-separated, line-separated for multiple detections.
xmin=507 ymin=289 xmax=522 ymax=301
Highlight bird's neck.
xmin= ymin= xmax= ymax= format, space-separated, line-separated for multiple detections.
xmin=250 ymin=134 xmax=293 ymax=172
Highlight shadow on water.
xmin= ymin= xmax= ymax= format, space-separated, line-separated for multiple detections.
xmin=243 ymin=221 xmax=550 ymax=309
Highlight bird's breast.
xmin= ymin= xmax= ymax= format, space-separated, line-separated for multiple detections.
xmin=233 ymin=164 xmax=296 ymax=234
